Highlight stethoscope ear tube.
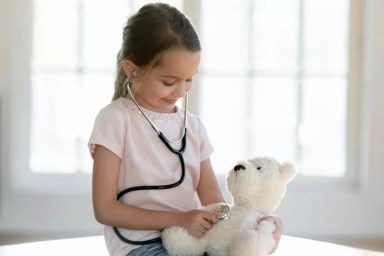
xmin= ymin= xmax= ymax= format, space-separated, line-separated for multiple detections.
xmin=158 ymin=128 xmax=187 ymax=153
xmin=113 ymin=129 xmax=187 ymax=245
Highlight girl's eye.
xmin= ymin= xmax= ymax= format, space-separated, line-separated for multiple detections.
xmin=186 ymin=78 xmax=193 ymax=83
xmin=163 ymin=81 xmax=175 ymax=86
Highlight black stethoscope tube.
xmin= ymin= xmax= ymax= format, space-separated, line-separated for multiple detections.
xmin=113 ymin=129 xmax=187 ymax=245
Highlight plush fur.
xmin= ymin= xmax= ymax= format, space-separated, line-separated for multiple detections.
xmin=161 ymin=156 xmax=297 ymax=256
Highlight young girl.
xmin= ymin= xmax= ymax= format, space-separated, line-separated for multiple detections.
xmin=89 ymin=3 xmax=281 ymax=256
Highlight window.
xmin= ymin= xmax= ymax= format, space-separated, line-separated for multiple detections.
xmin=199 ymin=0 xmax=355 ymax=177
xmin=30 ymin=0 xmax=182 ymax=174
xmin=2 ymin=0 xmax=372 ymax=240
xmin=29 ymin=0 xmax=358 ymax=179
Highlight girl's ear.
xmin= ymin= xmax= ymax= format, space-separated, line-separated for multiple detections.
xmin=122 ymin=60 xmax=137 ymax=77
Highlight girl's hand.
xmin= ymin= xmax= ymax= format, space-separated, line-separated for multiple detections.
xmin=259 ymin=215 xmax=282 ymax=254
xmin=178 ymin=210 xmax=218 ymax=238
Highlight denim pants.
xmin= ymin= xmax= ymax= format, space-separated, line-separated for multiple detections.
xmin=127 ymin=242 xmax=209 ymax=256
xmin=127 ymin=242 xmax=169 ymax=256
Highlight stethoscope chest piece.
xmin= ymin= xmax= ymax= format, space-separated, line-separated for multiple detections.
xmin=215 ymin=204 xmax=231 ymax=221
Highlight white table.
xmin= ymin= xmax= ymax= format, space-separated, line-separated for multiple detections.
xmin=0 ymin=235 xmax=382 ymax=256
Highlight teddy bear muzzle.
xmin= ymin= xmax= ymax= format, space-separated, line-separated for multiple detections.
xmin=234 ymin=164 xmax=246 ymax=172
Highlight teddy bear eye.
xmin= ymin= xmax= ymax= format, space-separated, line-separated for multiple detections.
xmin=257 ymin=166 xmax=261 ymax=170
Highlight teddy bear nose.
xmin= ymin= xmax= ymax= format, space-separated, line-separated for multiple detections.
xmin=234 ymin=164 xmax=245 ymax=172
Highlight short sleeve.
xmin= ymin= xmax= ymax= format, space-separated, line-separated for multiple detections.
xmin=197 ymin=117 xmax=214 ymax=161
xmin=88 ymin=105 xmax=126 ymax=159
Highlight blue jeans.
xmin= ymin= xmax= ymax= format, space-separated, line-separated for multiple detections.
xmin=127 ymin=242 xmax=209 ymax=256
xmin=127 ymin=242 xmax=168 ymax=256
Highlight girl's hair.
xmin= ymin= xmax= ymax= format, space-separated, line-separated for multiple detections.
xmin=112 ymin=3 xmax=201 ymax=101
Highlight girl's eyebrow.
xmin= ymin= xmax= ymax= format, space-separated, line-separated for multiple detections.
xmin=161 ymin=75 xmax=179 ymax=79
xmin=161 ymin=70 xmax=199 ymax=79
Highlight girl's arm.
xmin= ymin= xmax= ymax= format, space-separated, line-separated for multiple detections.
xmin=92 ymin=145 xmax=217 ymax=237
xmin=196 ymin=158 xmax=225 ymax=206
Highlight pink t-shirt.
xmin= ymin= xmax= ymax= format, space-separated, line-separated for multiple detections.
xmin=88 ymin=97 xmax=214 ymax=256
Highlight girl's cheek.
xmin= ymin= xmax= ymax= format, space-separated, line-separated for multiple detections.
xmin=185 ymin=83 xmax=193 ymax=92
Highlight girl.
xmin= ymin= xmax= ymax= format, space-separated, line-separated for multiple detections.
xmin=89 ymin=3 xmax=281 ymax=256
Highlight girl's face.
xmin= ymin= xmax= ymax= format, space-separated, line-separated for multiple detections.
xmin=131 ymin=48 xmax=200 ymax=113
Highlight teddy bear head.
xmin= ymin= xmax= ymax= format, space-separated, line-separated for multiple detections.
xmin=226 ymin=156 xmax=297 ymax=214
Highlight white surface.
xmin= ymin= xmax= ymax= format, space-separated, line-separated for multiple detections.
xmin=0 ymin=235 xmax=382 ymax=256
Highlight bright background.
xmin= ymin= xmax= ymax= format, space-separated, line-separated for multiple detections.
xmin=1 ymin=0 xmax=384 ymax=251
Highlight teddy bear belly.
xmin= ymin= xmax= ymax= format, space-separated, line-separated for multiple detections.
xmin=205 ymin=210 xmax=260 ymax=256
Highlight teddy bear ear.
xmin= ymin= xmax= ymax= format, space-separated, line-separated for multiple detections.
xmin=280 ymin=161 xmax=298 ymax=182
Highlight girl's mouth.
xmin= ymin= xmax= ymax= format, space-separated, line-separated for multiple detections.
xmin=163 ymin=99 xmax=177 ymax=105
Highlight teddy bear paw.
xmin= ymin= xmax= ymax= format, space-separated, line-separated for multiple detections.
xmin=257 ymin=220 xmax=276 ymax=234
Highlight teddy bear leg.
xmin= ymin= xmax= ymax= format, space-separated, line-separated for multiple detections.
xmin=161 ymin=227 xmax=207 ymax=256
xmin=228 ymin=222 xmax=275 ymax=256
xmin=228 ymin=230 xmax=262 ymax=256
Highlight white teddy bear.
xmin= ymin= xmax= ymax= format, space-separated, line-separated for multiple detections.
xmin=161 ymin=156 xmax=297 ymax=256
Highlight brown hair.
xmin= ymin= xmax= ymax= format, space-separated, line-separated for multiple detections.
xmin=112 ymin=3 xmax=201 ymax=101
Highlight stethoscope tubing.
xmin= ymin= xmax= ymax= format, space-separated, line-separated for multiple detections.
xmin=113 ymin=129 xmax=187 ymax=245
xmin=114 ymin=82 xmax=189 ymax=245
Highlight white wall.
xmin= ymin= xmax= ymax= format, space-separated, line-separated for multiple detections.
xmin=0 ymin=0 xmax=383 ymax=242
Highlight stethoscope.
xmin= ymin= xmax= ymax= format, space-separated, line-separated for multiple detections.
xmin=113 ymin=79 xmax=188 ymax=245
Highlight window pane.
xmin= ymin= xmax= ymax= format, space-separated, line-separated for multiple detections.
xmin=30 ymin=71 xmax=113 ymax=173
xmin=250 ymin=76 xmax=298 ymax=161
xmin=30 ymin=72 xmax=81 ymax=173
xmin=298 ymin=76 xmax=347 ymax=176
xmin=200 ymin=75 xmax=249 ymax=173
xmin=201 ymin=0 xmax=249 ymax=73
xmin=252 ymin=0 xmax=299 ymax=73
xmin=303 ymin=0 xmax=350 ymax=73
xmin=82 ymin=0 xmax=130 ymax=70
xmin=32 ymin=0 xmax=78 ymax=70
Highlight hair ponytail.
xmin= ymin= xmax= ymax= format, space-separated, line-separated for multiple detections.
xmin=112 ymin=50 xmax=128 ymax=101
